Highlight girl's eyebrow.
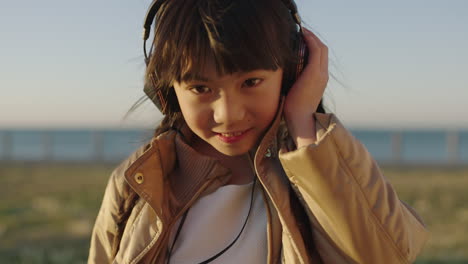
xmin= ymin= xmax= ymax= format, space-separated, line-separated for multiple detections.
xmin=180 ymin=70 xmax=265 ymax=83
xmin=181 ymin=73 xmax=211 ymax=83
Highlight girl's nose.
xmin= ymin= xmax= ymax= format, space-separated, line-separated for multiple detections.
xmin=212 ymin=94 xmax=246 ymax=126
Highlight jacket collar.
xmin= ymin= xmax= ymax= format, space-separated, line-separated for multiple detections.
xmin=252 ymin=96 xmax=285 ymax=160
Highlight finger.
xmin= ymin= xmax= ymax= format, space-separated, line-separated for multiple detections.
xmin=321 ymin=41 xmax=329 ymax=77
xmin=303 ymin=27 xmax=328 ymax=76
xmin=303 ymin=28 xmax=327 ymax=69
xmin=301 ymin=28 xmax=322 ymax=69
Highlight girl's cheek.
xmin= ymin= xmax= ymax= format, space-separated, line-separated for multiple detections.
xmin=183 ymin=104 xmax=212 ymax=129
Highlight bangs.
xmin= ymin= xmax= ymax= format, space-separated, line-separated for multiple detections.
xmin=148 ymin=0 xmax=296 ymax=86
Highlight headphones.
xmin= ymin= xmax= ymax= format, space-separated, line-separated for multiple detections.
xmin=142 ymin=0 xmax=308 ymax=115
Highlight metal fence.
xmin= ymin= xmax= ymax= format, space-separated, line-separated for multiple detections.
xmin=0 ymin=129 xmax=467 ymax=165
xmin=0 ymin=130 xmax=151 ymax=163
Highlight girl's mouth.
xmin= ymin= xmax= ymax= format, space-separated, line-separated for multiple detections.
xmin=215 ymin=129 xmax=251 ymax=143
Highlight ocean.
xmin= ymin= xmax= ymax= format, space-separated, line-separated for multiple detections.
xmin=1 ymin=129 xmax=467 ymax=164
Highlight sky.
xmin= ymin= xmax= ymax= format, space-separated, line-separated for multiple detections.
xmin=1 ymin=0 xmax=467 ymax=129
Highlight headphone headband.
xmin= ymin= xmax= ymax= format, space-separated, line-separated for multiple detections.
xmin=143 ymin=0 xmax=302 ymax=42
xmin=142 ymin=0 xmax=305 ymax=114
xmin=143 ymin=0 xmax=164 ymax=41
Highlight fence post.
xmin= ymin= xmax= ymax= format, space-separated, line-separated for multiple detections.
xmin=447 ymin=131 xmax=459 ymax=164
xmin=2 ymin=131 xmax=13 ymax=161
xmin=93 ymin=131 xmax=104 ymax=162
xmin=391 ymin=131 xmax=402 ymax=164
xmin=42 ymin=131 xmax=54 ymax=161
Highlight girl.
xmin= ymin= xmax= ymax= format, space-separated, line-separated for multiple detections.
xmin=89 ymin=0 xmax=429 ymax=263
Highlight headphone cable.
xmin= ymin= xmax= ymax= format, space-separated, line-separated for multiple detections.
xmin=166 ymin=176 xmax=258 ymax=264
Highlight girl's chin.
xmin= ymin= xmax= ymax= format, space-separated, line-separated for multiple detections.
xmin=208 ymin=141 xmax=255 ymax=157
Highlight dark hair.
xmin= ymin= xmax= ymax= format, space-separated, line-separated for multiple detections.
xmin=145 ymin=0 xmax=302 ymax=135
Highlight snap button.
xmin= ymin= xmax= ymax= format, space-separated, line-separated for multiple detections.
xmin=265 ymin=148 xmax=272 ymax=158
xmin=134 ymin=172 xmax=144 ymax=184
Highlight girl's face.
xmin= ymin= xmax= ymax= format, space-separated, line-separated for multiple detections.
xmin=173 ymin=63 xmax=283 ymax=157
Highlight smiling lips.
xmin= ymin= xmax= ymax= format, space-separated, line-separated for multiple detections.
xmin=215 ymin=129 xmax=251 ymax=143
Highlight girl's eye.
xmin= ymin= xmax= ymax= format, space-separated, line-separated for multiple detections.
xmin=243 ymin=78 xmax=262 ymax=87
xmin=189 ymin=86 xmax=211 ymax=94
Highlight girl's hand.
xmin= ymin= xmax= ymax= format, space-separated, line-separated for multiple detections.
xmin=283 ymin=28 xmax=329 ymax=148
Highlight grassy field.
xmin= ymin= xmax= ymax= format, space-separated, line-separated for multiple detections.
xmin=0 ymin=163 xmax=467 ymax=263
xmin=383 ymin=166 xmax=468 ymax=263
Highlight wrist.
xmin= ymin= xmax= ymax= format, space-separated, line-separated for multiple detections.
xmin=285 ymin=112 xmax=317 ymax=149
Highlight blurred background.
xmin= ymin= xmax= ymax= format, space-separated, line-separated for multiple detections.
xmin=1 ymin=0 xmax=467 ymax=263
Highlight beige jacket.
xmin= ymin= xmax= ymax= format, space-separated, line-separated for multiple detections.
xmin=88 ymin=108 xmax=429 ymax=263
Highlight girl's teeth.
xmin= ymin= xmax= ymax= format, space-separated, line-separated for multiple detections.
xmin=221 ymin=131 xmax=243 ymax=137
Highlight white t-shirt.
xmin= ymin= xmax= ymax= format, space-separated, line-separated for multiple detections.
xmin=167 ymin=181 xmax=267 ymax=264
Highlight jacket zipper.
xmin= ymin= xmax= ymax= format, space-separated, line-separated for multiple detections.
xmin=252 ymin=157 xmax=307 ymax=264
xmin=247 ymin=153 xmax=278 ymax=264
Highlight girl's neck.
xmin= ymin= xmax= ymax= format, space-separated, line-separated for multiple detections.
xmin=191 ymin=136 xmax=255 ymax=185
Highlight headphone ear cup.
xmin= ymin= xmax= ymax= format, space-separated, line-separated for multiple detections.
xmin=296 ymin=32 xmax=308 ymax=80
xmin=143 ymin=73 xmax=180 ymax=114
xmin=282 ymin=31 xmax=307 ymax=95
xmin=144 ymin=73 xmax=167 ymax=114
xmin=289 ymin=32 xmax=326 ymax=113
